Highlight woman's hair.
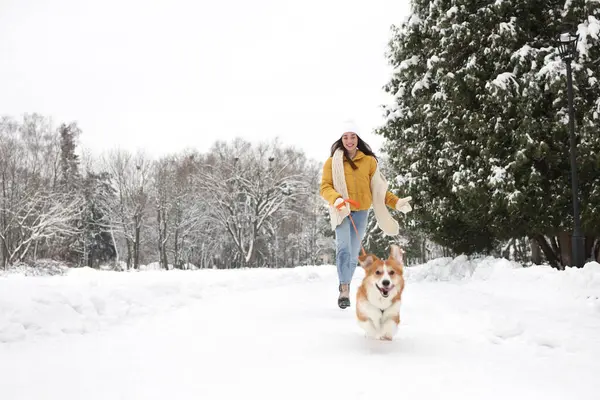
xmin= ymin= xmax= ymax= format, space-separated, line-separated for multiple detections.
xmin=329 ymin=135 xmax=378 ymax=169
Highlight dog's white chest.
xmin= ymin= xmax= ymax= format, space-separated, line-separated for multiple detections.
xmin=369 ymin=295 xmax=392 ymax=312
xmin=366 ymin=286 xmax=394 ymax=311
xmin=359 ymin=290 xmax=398 ymax=322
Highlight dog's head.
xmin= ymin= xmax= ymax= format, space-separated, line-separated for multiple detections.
xmin=358 ymin=245 xmax=405 ymax=299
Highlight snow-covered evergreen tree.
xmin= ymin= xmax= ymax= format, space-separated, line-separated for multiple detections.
xmin=379 ymin=0 xmax=600 ymax=267
xmin=79 ymin=171 xmax=117 ymax=267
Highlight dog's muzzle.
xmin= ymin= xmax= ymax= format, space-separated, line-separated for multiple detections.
xmin=377 ymin=280 xmax=394 ymax=298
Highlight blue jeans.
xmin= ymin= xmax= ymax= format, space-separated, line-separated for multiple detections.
xmin=335 ymin=210 xmax=368 ymax=285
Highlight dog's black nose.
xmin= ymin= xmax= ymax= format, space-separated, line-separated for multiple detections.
xmin=382 ymin=279 xmax=390 ymax=287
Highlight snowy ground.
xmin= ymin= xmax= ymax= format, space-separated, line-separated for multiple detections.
xmin=1 ymin=257 xmax=600 ymax=399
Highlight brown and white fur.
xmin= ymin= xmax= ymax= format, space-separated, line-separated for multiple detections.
xmin=356 ymin=245 xmax=405 ymax=341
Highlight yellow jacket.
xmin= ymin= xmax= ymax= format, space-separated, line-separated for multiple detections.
xmin=320 ymin=150 xmax=400 ymax=212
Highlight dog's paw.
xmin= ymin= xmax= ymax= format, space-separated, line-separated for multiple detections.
xmin=382 ymin=335 xmax=393 ymax=341
xmin=362 ymin=331 xmax=380 ymax=341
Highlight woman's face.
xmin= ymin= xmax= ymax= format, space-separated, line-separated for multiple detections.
xmin=342 ymin=132 xmax=358 ymax=152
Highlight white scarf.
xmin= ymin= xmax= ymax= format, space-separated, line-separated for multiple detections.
xmin=328 ymin=149 xmax=400 ymax=236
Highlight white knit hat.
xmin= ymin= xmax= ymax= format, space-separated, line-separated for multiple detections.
xmin=341 ymin=119 xmax=360 ymax=136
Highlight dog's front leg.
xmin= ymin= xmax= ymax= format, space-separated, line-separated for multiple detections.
xmin=357 ymin=301 xmax=382 ymax=339
xmin=379 ymin=303 xmax=401 ymax=340
xmin=380 ymin=317 xmax=399 ymax=340
xmin=358 ymin=319 xmax=380 ymax=339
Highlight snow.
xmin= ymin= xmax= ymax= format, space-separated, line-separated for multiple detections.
xmin=571 ymin=16 xmax=600 ymax=60
xmin=396 ymin=55 xmax=419 ymax=73
xmin=562 ymin=0 xmax=574 ymax=16
xmin=586 ymin=16 xmax=600 ymax=39
xmin=140 ymin=261 xmax=197 ymax=271
xmin=511 ymin=44 xmax=534 ymax=62
xmin=432 ymin=91 xmax=447 ymax=101
xmin=588 ymin=69 xmax=598 ymax=86
xmin=488 ymin=72 xmax=518 ymax=91
xmin=537 ymin=55 xmax=563 ymax=81
xmin=407 ymin=12 xmax=422 ymax=27
xmin=525 ymin=133 xmax=535 ymax=144
xmin=394 ymin=85 xmax=405 ymax=98
xmin=0 ymin=266 xmax=326 ymax=343
xmin=507 ymin=189 xmax=522 ymax=204
xmin=411 ymin=71 xmax=432 ymax=96
xmin=1 ymin=257 xmax=600 ymax=399
xmin=488 ymin=166 xmax=506 ymax=185
xmin=446 ymin=6 xmax=458 ymax=17
xmin=427 ymin=55 xmax=441 ymax=69
xmin=466 ymin=54 xmax=477 ymax=68
xmin=499 ymin=18 xmax=517 ymax=36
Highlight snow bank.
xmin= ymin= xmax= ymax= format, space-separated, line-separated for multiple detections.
xmin=403 ymin=256 xmax=600 ymax=356
xmin=139 ymin=262 xmax=198 ymax=271
xmin=405 ymin=255 xmax=600 ymax=304
xmin=0 ymin=259 xmax=69 ymax=277
xmin=2 ymin=256 xmax=599 ymax=345
xmin=0 ymin=265 xmax=337 ymax=343
xmin=404 ymin=255 xmax=523 ymax=281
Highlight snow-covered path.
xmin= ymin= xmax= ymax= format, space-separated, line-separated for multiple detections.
xmin=1 ymin=259 xmax=599 ymax=399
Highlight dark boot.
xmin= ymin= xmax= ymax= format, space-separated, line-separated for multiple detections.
xmin=338 ymin=283 xmax=350 ymax=309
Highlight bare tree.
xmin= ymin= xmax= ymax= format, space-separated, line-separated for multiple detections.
xmin=153 ymin=156 xmax=173 ymax=269
xmin=152 ymin=151 xmax=218 ymax=269
xmin=0 ymin=117 xmax=20 ymax=268
xmin=1 ymin=113 xmax=334 ymax=271
xmin=194 ymin=139 xmax=312 ymax=268
xmin=101 ymin=149 xmax=151 ymax=269
xmin=169 ymin=154 xmax=209 ymax=269
xmin=3 ymin=191 xmax=82 ymax=263
xmin=0 ymin=114 xmax=72 ymax=266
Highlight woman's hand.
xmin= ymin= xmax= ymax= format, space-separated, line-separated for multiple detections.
xmin=334 ymin=197 xmax=351 ymax=218
xmin=395 ymin=196 xmax=412 ymax=213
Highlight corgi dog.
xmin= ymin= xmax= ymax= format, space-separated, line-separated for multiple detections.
xmin=356 ymin=245 xmax=405 ymax=340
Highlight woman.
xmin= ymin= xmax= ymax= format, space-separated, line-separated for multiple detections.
xmin=319 ymin=120 xmax=412 ymax=309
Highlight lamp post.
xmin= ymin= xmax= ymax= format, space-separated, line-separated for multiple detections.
xmin=557 ymin=31 xmax=585 ymax=268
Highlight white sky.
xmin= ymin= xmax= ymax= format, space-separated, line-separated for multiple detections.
xmin=0 ymin=0 xmax=411 ymax=163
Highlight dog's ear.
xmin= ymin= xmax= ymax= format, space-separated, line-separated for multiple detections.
xmin=389 ymin=245 xmax=404 ymax=264
xmin=358 ymin=253 xmax=377 ymax=269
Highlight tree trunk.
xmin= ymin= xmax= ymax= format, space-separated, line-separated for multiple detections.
xmin=0 ymin=230 xmax=6 ymax=270
xmin=501 ymin=238 xmax=514 ymax=260
xmin=126 ymin=238 xmax=133 ymax=270
xmin=585 ymin=236 xmax=595 ymax=263
xmin=174 ymin=228 xmax=179 ymax=269
xmin=516 ymin=238 xmax=528 ymax=261
xmin=1 ymin=173 xmax=7 ymax=270
xmin=134 ymin=222 xmax=140 ymax=270
xmin=530 ymin=237 xmax=542 ymax=265
xmin=110 ymin=226 xmax=119 ymax=267
xmin=531 ymin=234 xmax=561 ymax=269
xmin=557 ymin=232 xmax=571 ymax=269
xmin=157 ymin=207 xmax=168 ymax=270
xmin=82 ymin=231 xmax=88 ymax=267
xmin=88 ymin=247 xmax=94 ymax=268
xmin=550 ymin=236 xmax=560 ymax=259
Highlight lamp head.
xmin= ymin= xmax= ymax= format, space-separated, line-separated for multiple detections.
xmin=558 ymin=32 xmax=579 ymax=61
